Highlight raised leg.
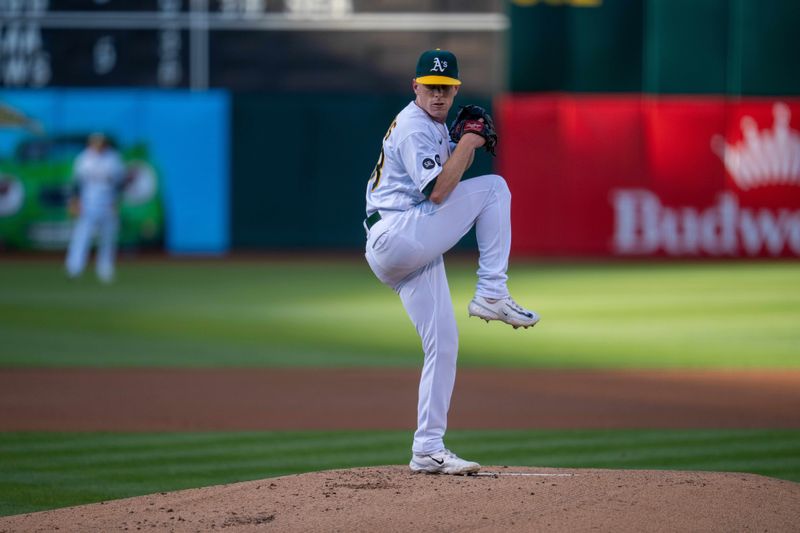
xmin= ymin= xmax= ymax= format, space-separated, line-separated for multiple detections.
xmin=368 ymin=174 xmax=512 ymax=297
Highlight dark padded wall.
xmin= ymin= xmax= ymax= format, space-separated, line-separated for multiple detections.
xmin=509 ymin=0 xmax=800 ymax=96
xmin=232 ymin=93 xmax=494 ymax=248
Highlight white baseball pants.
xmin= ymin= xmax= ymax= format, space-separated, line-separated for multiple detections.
xmin=65 ymin=206 xmax=119 ymax=282
xmin=365 ymin=174 xmax=512 ymax=454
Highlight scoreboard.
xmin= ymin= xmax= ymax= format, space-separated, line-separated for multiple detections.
xmin=0 ymin=0 xmax=269 ymax=89
xmin=0 ymin=0 xmax=506 ymax=91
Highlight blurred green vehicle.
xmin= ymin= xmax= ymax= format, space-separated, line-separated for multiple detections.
xmin=0 ymin=134 xmax=164 ymax=251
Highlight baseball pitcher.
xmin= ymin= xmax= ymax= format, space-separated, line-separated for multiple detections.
xmin=364 ymin=49 xmax=539 ymax=475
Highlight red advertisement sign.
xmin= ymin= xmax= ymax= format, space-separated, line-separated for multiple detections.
xmin=496 ymin=95 xmax=800 ymax=257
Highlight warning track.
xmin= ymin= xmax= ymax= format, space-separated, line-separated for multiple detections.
xmin=1 ymin=368 xmax=799 ymax=430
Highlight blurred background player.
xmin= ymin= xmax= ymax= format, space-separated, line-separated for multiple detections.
xmin=364 ymin=49 xmax=539 ymax=475
xmin=65 ymin=132 xmax=127 ymax=283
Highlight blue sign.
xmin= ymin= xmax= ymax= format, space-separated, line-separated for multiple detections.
xmin=0 ymin=89 xmax=230 ymax=254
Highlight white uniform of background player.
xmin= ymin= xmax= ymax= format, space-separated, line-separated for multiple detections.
xmin=65 ymin=133 xmax=126 ymax=283
xmin=364 ymin=50 xmax=539 ymax=475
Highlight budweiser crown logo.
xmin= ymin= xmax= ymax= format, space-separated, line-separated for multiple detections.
xmin=711 ymin=102 xmax=800 ymax=190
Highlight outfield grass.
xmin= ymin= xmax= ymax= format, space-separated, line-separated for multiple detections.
xmin=0 ymin=258 xmax=798 ymax=368
xmin=1 ymin=429 xmax=799 ymax=517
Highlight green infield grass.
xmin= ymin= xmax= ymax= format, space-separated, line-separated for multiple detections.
xmin=1 ymin=429 xmax=799 ymax=517
xmin=1 ymin=258 xmax=799 ymax=368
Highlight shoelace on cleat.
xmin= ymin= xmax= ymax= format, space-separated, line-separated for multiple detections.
xmin=506 ymin=298 xmax=526 ymax=313
xmin=505 ymin=298 xmax=535 ymax=319
xmin=434 ymin=449 xmax=458 ymax=461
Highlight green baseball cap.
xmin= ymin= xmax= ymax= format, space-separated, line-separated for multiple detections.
xmin=415 ymin=49 xmax=461 ymax=86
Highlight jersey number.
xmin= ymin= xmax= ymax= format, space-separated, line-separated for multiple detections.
xmin=369 ymin=119 xmax=397 ymax=191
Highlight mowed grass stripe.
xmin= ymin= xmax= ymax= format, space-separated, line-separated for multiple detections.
xmin=449 ymin=429 xmax=800 ymax=455
xmin=449 ymin=429 xmax=800 ymax=468
xmin=454 ymin=430 xmax=800 ymax=474
xmin=1 ymin=429 xmax=799 ymax=517
xmin=2 ymin=449 xmax=405 ymax=485
xmin=3 ymin=432 xmax=797 ymax=469
xmin=2 ymin=434 xmax=408 ymax=469
xmin=1 ymin=260 xmax=799 ymax=368
xmin=482 ymin=444 xmax=800 ymax=470
xmin=0 ymin=431 xmax=404 ymax=456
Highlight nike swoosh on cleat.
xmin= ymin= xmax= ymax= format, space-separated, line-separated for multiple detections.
xmin=431 ymin=457 xmax=444 ymax=465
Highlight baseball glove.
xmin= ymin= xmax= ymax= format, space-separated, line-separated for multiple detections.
xmin=449 ymin=105 xmax=498 ymax=156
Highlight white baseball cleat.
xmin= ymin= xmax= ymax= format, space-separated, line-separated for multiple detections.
xmin=468 ymin=295 xmax=540 ymax=329
xmin=410 ymin=449 xmax=481 ymax=475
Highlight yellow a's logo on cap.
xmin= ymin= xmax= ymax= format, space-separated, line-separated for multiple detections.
xmin=430 ymin=57 xmax=448 ymax=73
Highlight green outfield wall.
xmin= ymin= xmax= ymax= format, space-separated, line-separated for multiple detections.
xmin=509 ymin=0 xmax=800 ymax=95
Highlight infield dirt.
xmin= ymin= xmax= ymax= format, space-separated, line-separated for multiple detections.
xmin=2 ymin=368 xmax=799 ymax=430
xmin=2 ymin=466 xmax=799 ymax=532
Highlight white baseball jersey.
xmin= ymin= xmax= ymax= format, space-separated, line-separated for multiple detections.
xmin=72 ymin=147 xmax=126 ymax=212
xmin=366 ymin=101 xmax=456 ymax=216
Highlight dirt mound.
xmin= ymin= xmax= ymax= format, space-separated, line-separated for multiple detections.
xmin=2 ymin=466 xmax=799 ymax=532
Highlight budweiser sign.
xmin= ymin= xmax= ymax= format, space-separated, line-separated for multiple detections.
xmin=611 ymin=189 xmax=800 ymax=257
xmin=611 ymin=101 xmax=800 ymax=257
xmin=497 ymin=95 xmax=800 ymax=257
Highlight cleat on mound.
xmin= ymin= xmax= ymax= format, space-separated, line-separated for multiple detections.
xmin=409 ymin=449 xmax=480 ymax=475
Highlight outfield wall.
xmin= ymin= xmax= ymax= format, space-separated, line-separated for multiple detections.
xmin=230 ymin=93 xmax=495 ymax=250
xmin=497 ymin=95 xmax=800 ymax=258
xmin=0 ymin=90 xmax=494 ymax=254
xmin=503 ymin=0 xmax=800 ymax=258
xmin=0 ymin=90 xmax=230 ymax=254
xmin=508 ymin=0 xmax=800 ymax=96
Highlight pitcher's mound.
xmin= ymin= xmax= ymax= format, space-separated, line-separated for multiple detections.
xmin=3 ymin=466 xmax=799 ymax=532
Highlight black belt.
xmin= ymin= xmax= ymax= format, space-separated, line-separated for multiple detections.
xmin=365 ymin=211 xmax=382 ymax=230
